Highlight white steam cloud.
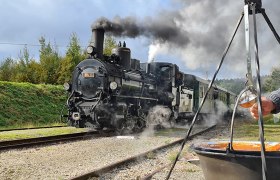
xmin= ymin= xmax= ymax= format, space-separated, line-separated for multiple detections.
xmin=140 ymin=105 xmax=173 ymax=137
xmin=146 ymin=105 xmax=172 ymax=126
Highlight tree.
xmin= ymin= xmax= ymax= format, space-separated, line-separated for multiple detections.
xmin=103 ymin=35 xmax=117 ymax=55
xmin=263 ymin=67 xmax=280 ymax=92
xmin=14 ymin=46 xmax=31 ymax=82
xmin=39 ymin=36 xmax=61 ymax=84
xmin=65 ymin=33 xmax=85 ymax=65
xmin=215 ymin=78 xmax=246 ymax=94
xmin=0 ymin=57 xmax=15 ymax=81
xmin=57 ymin=33 xmax=86 ymax=84
xmin=26 ymin=60 xmax=42 ymax=84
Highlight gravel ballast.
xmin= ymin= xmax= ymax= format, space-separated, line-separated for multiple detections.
xmin=99 ymin=125 xmax=230 ymax=180
xmin=0 ymin=125 xmax=229 ymax=180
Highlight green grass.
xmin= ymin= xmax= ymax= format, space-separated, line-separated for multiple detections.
xmin=0 ymin=122 xmax=66 ymax=131
xmin=168 ymin=151 xmax=181 ymax=162
xmin=234 ymin=121 xmax=280 ymax=142
xmin=155 ymin=128 xmax=186 ymax=136
xmin=146 ymin=151 xmax=156 ymax=159
xmin=0 ymin=81 xmax=67 ymax=129
xmin=168 ymin=146 xmax=190 ymax=162
xmin=0 ymin=127 xmax=87 ymax=141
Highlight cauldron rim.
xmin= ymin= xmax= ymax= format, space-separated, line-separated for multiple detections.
xmin=192 ymin=140 xmax=280 ymax=157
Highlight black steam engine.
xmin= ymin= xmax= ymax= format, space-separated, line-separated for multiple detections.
xmin=63 ymin=27 xmax=236 ymax=133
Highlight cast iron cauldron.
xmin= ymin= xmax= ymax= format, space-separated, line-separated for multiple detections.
xmin=192 ymin=141 xmax=280 ymax=180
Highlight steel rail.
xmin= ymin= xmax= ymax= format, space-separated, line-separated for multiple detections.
xmin=0 ymin=125 xmax=67 ymax=132
xmin=70 ymin=125 xmax=216 ymax=180
xmin=0 ymin=130 xmax=114 ymax=151
xmin=140 ymin=163 xmax=172 ymax=180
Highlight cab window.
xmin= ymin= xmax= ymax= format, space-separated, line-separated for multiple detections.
xmin=160 ymin=66 xmax=171 ymax=79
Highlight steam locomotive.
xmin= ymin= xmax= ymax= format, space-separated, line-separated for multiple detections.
xmin=63 ymin=27 xmax=236 ymax=132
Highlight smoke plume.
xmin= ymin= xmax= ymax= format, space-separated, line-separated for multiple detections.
xmin=92 ymin=0 xmax=280 ymax=77
xmin=92 ymin=14 xmax=189 ymax=47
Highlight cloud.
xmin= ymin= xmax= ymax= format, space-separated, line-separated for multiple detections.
xmin=154 ymin=0 xmax=280 ymax=77
xmin=170 ymin=0 xmax=280 ymax=77
xmin=0 ymin=0 xmax=165 ymax=59
xmin=1 ymin=0 xmax=280 ymax=79
xmin=91 ymin=0 xmax=280 ymax=78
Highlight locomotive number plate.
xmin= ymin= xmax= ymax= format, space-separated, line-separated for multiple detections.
xmin=83 ymin=72 xmax=95 ymax=78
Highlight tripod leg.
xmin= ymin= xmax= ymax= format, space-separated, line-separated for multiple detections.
xmin=261 ymin=9 xmax=280 ymax=45
xmin=244 ymin=4 xmax=254 ymax=87
xmin=253 ymin=4 xmax=267 ymax=180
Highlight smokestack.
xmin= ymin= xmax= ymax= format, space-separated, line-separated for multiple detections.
xmin=90 ymin=27 xmax=105 ymax=59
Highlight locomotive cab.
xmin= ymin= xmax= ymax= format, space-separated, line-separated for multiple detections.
xmin=146 ymin=62 xmax=186 ymax=120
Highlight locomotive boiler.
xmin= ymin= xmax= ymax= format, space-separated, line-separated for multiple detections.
xmin=63 ymin=27 xmax=236 ymax=133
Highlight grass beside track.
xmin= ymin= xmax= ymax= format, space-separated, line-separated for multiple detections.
xmin=0 ymin=81 xmax=67 ymax=129
xmin=154 ymin=117 xmax=280 ymax=143
xmin=0 ymin=122 xmax=67 ymax=131
xmin=234 ymin=123 xmax=280 ymax=142
xmin=0 ymin=127 xmax=88 ymax=141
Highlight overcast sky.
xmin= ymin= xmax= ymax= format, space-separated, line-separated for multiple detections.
xmin=1 ymin=0 xmax=280 ymax=79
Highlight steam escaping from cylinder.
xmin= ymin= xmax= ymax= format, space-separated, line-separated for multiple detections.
xmin=140 ymin=106 xmax=172 ymax=137
xmin=146 ymin=105 xmax=172 ymax=126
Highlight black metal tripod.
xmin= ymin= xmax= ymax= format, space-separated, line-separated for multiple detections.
xmin=166 ymin=1 xmax=280 ymax=179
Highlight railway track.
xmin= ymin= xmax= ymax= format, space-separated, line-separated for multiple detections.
xmin=0 ymin=125 xmax=67 ymax=132
xmin=70 ymin=125 xmax=216 ymax=180
xmin=0 ymin=130 xmax=114 ymax=151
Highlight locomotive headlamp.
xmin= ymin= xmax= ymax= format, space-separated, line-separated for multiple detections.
xmin=109 ymin=81 xmax=118 ymax=90
xmin=72 ymin=112 xmax=81 ymax=121
xmin=63 ymin=82 xmax=71 ymax=91
xmin=86 ymin=46 xmax=95 ymax=55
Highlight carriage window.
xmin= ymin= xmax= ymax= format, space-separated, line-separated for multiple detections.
xmin=175 ymin=72 xmax=183 ymax=86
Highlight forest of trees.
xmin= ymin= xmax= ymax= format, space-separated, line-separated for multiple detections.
xmin=216 ymin=73 xmax=279 ymax=94
xmin=0 ymin=33 xmax=279 ymax=94
xmin=0 ymin=34 xmax=117 ymax=85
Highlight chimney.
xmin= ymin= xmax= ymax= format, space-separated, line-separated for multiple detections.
xmin=90 ymin=27 xmax=105 ymax=60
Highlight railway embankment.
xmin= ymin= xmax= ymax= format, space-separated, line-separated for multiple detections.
xmin=0 ymin=81 xmax=66 ymax=129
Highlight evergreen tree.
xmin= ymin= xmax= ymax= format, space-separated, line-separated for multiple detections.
xmin=39 ymin=36 xmax=61 ymax=84
xmin=14 ymin=46 xmax=31 ymax=82
xmin=263 ymin=67 xmax=280 ymax=92
xmin=57 ymin=33 xmax=85 ymax=84
xmin=215 ymin=78 xmax=246 ymax=94
xmin=0 ymin=57 xmax=15 ymax=81
xmin=27 ymin=60 xmax=42 ymax=84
